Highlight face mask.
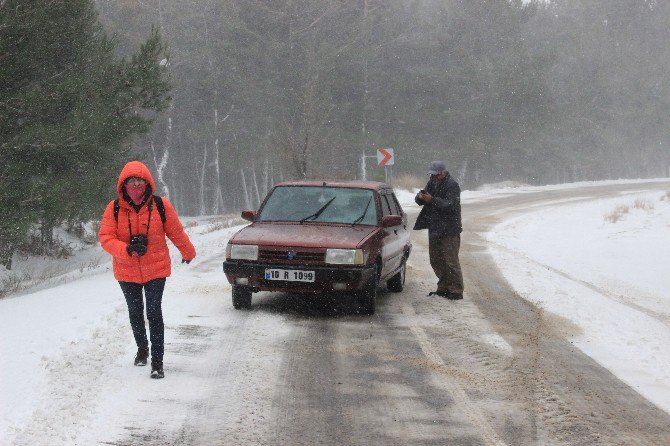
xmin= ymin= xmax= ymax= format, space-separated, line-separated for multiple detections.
xmin=126 ymin=184 xmax=147 ymax=204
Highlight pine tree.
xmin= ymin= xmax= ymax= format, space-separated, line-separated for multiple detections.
xmin=0 ymin=0 xmax=170 ymax=267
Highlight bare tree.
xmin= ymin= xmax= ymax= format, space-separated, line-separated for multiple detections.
xmin=240 ymin=168 xmax=252 ymax=210
xmin=251 ymin=162 xmax=261 ymax=206
xmin=199 ymin=144 xmax=208 ymax=215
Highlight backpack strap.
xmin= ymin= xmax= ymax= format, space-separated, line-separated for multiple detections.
xmin=113 ymin=196 xmax=166 ymax=225
xmin=153 ymin=196 xmax=167 ymax=224
xmin=113 ymin=199 xmax=120 ymax=222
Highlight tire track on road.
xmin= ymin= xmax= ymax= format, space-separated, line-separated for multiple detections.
xmin=400 ymin=303 xmax=508 ymax=446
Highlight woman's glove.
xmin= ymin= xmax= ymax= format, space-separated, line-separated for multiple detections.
xmin=182 ymin=258 xmax=191 ymax=264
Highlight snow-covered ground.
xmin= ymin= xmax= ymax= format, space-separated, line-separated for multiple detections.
xmin=482 ymin=187 xmax=670 ymax=414
xmin=1 ymin=179 xmax=669 ymax=445
xmin=0 ymin=217 xmax=245 ymax=445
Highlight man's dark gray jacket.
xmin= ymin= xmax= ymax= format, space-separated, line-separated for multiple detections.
xmin=413 ymin=175 xmax=462 ymax=236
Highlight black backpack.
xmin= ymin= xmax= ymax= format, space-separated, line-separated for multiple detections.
xmin=113 ymin=196 xmax=166 ymax=225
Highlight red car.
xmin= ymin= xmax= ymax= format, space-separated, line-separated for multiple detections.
xmin=223 ymin=181 xmax=412 ymax=314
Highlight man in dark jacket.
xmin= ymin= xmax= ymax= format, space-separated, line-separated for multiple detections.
xmin=413 ymin=160 xmax=464 ymax=299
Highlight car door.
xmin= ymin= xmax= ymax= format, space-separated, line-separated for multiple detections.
xmin=379 ymin=191 xmax=404 ymax=279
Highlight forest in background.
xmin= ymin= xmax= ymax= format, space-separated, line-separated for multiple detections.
xmin=1 ymin=0 xmax=669 ymax=267
xmin=95 ymin=0 xmax=670 ymax=214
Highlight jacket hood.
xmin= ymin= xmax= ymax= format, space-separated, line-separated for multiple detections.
xmin=116 ymin=161 xmax=156 ymax=200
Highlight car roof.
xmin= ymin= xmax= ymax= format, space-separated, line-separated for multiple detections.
xmin=274 ymin=180 xmax=390 ymax=191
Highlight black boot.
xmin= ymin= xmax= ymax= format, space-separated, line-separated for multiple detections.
xmin=150 ymin=359 xmax=164 ymax=379
xmin=428 ymin=290 xmax=449 ymax=297
xmin=134 ymin=347 xmax=149 ymax=366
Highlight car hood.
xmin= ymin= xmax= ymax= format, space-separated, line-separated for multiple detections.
xmin=230 ymin=222 xmax=378 ymax=249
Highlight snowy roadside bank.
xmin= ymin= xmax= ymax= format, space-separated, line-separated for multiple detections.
xmin=483 ymin=187 xmax=670 ymax=414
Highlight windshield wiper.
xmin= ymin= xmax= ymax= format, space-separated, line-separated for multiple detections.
xmin=351 ymin=197 xmax=373 ymax=226
xmin=299 ymin=197 xmax=336 ymax=224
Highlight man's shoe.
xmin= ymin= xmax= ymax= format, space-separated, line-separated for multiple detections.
xmin=134 ymin=348 xmax=149 ymax=366
xmin=428 ymin=290 xmax=450 ymax=297
xmin=447 ymin=293 xmax=463 ymax=300
xmin=150 ymin=360 xmax=164 ymax=379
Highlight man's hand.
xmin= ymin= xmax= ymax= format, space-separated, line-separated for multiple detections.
xmin=419 ymin=191 xmax=433 ymax=203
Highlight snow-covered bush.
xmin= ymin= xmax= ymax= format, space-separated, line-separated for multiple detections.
xmin=17 ymin=234 xmax=73 ymax=260
xmin=604 ymin=197 xmax=656 ymax=223
xmin=633 ymin=199 xmax=654 ymax=211
xmin=604 ymin=205 xmax=630 ymax=223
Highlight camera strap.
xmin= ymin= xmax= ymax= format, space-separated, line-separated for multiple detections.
xmin=127 ymin=199 xmax=154 ymax=239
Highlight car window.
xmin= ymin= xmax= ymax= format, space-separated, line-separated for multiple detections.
xmin=258 ymin=186 xmax=378 ymax=225
xmin=380 ymin=194 xmax=393 ymax=217
xmin=388 ymin=193 xmax=402 ymax=216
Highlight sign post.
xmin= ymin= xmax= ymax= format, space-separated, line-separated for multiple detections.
xmin=360 ymin=151 xmax=377 ymax=181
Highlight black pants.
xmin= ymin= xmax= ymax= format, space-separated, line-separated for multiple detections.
xmin=119 ymin=278 xmax=166 ymax=362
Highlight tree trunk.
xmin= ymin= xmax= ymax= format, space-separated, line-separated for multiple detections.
xmin=151 ymin=140 xmax=170 ymax=199
xmin=214 ymin=105 xmax=233 ymax=214
xmin=213 ymin=136 xmax=225 ymax=214
xmin=240 ymin=169 xmax=252 ymax=210
xmin=40 ymin=222 xmax=54 ymax=254
xmin=0 ymin=243 xmax=13 ymax=270
xmin=199 ymin=144 xmax=208 ymax=215
xmin=262 ymin=157 xmax=270 ymax=197
xmin=361 ymin=0 xmax=370 ymax=149
xmin=251 ymin=163 xmax=261 ymax=207
xmin=458 ymin=159 xmax=468 ymax=185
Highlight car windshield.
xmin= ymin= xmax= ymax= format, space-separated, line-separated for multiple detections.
xmin=258 ymin=186 xmax=377 ymax=225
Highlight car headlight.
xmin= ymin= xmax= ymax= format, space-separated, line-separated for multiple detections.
xmin=228 ymin=244 xmax=259 ymax=260
xmin=325 ymin=248 xmax=364 ymax=265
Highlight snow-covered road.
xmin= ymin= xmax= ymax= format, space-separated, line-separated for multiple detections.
xmin=1 ymin=179 xmax=669 ymax=445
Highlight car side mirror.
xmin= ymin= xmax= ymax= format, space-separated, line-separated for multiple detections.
xmin=241 ymin=210 xmax=256 ymax=222
xmin=382 ymin=215 xmax=402 ymax=227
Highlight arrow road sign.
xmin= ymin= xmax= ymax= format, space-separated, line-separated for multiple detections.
xmin=377 ymin=148 xmax=394 ymax=166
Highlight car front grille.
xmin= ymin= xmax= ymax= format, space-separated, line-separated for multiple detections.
xmin=258 ymin=249 xmax=325 ymax=265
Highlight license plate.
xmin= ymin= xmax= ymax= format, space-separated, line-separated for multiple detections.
xmin=265 ymin=269 xmax=315 ymax=282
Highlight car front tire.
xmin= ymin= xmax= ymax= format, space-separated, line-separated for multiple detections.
xmin=387 ymin=259 xmax=406 ymax=293
xmin=232 ymin=284 xmax=252 ymax=309
xmin=358 ymin=276 xmax=377 ymax=315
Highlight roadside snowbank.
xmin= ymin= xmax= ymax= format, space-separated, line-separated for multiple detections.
xmin=484 ymin=188 xmax=670 ymax=413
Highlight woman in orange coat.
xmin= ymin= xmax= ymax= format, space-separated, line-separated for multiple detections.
xmin=99 ymin=161 xmax=196 ymax=379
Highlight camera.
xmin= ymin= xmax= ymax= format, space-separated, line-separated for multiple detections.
xmin=130 ymin=234 xmax=148 ymax=248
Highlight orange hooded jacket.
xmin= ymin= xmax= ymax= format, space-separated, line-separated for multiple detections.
xmin=99 ymin=161 xmax=196 ymax=283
